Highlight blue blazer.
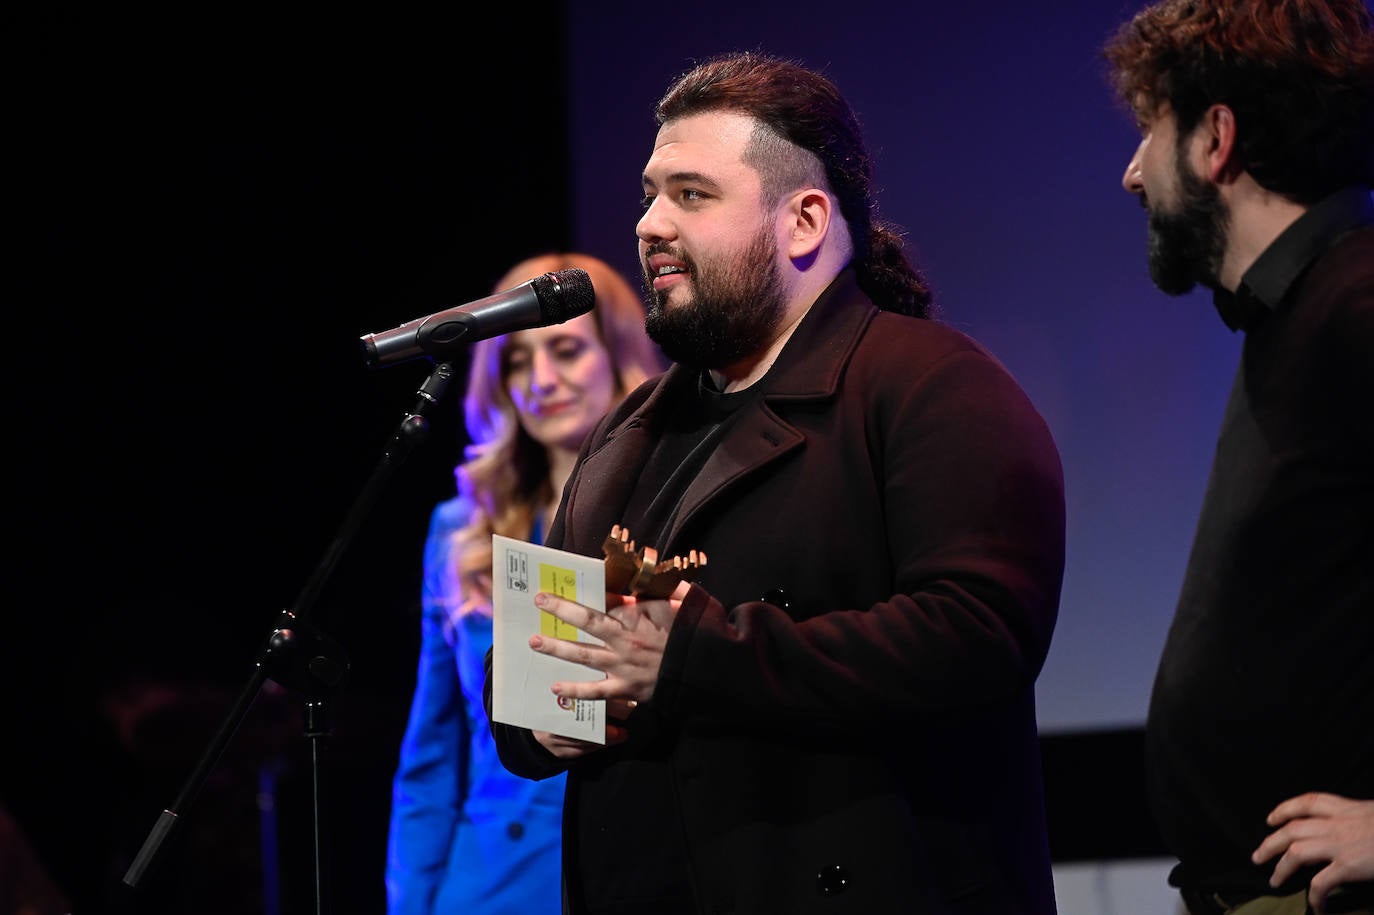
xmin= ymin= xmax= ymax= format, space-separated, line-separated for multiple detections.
xmin=387 ymin=496 xmax=565 ymax=914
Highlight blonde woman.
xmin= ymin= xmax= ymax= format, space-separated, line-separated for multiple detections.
xmin=386 ymin=253 xmax=666 ymax=914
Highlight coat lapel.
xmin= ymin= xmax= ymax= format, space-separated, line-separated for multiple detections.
xmin=566 ymin=268 xmax=877 ymax=556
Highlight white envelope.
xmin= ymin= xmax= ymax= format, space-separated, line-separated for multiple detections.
xmin=490 ymin=534 xmax=607 ymax=743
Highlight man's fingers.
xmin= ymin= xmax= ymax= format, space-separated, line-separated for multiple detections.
xmin=538 ymin=590 xmax=636 ymax=636
xmin=536 ymin=591 xmax=599 ymax=626
xmin=531 ymin=632 xmax=605 ymax=672
xmin=1253 ymin=830 xmax=1285 ymax=865
xmin=606 ymin=603 xmax=642 ymax=629
xmin=606 ymin=698 xmax=638 ymax=720
xmin=1268 ymin=844 xmax=1303 ymax=886
xmin=533 ymin=729 xmax=603 ymax=760
xmin=1267 ymin=792 xmax=1343 ymax=825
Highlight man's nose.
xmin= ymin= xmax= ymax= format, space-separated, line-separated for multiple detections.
xmin=1122 ymin=147 xmax=1145 ymax=194
xmin=637 ymin=197 xmax=672 ymax=244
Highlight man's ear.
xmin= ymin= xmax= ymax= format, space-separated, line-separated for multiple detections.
xmin=1197 ymin=103 xmax=1241 ymax=183
xmin=784 ymin=188 xmax=832 ymax=259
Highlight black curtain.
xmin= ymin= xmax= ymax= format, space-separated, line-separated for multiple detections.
xmin=8 ymin=8 xmax=570 ymax=913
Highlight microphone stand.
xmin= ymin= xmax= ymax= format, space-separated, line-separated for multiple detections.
xmin=121 ymin=359 xmax=460 ymax=914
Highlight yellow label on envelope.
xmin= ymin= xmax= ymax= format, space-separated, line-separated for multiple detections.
xmin=539 ymin=563 xmax=581 ymax=640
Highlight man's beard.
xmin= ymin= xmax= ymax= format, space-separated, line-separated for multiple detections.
xmin=1145 ymin=151 xmax=1229 ymax=296
xmin=641 ymin=225 xmax=787 ymax=370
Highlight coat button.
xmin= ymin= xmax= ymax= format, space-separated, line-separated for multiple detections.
xmin=506 ymin=822 xmax=525 ymax=840
xmin=816 ymin=864 xmax=850 ymax=896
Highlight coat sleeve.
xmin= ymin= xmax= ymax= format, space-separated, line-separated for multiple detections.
xmin=385 ymin=500 xmax=472 ymax=913
xmin=653 ymin=343 xmax=1066 ymax=735
xmin=483 ymin=646 xmax=574 ymax=780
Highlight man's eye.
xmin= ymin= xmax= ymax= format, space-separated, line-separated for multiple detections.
xmin=639 ymin=195 xmax=654 ymax=210
xmin=681 ymin=188 xmax=705 ymax=201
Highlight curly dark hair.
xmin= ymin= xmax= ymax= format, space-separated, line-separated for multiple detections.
xmin=1103 ymin=0 xmax=1374 ymax=203
xmin=655 ymin=50 xmax=937 ymax=319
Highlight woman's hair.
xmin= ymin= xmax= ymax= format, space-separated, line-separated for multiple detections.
xmin=1103 ymin=0 xmax=1374 ymax=202
xmin=446 ymin=252 xmax=666 ymax=617
xmin=654 ymin=50 xmax=937 ymax=319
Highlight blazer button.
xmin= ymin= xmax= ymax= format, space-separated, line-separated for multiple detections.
xmin=506 ymin=822 xmax=525 ymax=840
xmin=761 ymin=589 xmax=791 ymax=612
xmin=816 ymin=864 xmax=850 ymax=896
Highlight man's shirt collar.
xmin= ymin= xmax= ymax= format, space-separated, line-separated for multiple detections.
xmin=1213 ymin=186 xmax=1374 ymax=331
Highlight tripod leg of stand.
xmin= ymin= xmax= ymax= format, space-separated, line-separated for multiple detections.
xmin=305 ymin=698 xmax=332 ymax=915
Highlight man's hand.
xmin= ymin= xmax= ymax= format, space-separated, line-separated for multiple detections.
xmin=532 ymin=699 xmax=637 ymax=759
xmin=528 ymin=583 xmax=686 ymax=704
xmin=1252 ymin=792 xmax=1374 ymax=913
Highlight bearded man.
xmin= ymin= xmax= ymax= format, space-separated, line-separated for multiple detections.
xmin=486 ymin=50 xmax=1067 ymax=915
xmin=1106 ymin=2 xmax=1374 ymax=913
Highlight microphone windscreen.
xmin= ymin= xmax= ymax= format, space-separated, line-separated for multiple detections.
xmin=532 ymin=268 xmax=595 ymax=323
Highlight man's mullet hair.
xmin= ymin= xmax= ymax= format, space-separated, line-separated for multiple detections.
xmin=656 ymin=50 xmax=938 ymax=319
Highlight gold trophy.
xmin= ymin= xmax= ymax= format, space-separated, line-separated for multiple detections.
xmin=601 ymin=525 xmax=707 ymax=599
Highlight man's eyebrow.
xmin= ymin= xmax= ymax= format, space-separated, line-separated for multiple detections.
xmin=642 ymin=170 xmax=720 ymax=191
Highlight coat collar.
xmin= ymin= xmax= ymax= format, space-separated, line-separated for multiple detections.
xmin=752 ymin=265 xmax=874 ymax=399
xmin=561 ymin=267 xmax=878 ymax=555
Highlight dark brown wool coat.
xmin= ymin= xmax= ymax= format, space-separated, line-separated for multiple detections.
xmin=489 ymin=269 xmax=1066 ymax=914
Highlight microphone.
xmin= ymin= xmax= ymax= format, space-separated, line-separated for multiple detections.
xmin=360 ymin=268 xmax=596 ymax=369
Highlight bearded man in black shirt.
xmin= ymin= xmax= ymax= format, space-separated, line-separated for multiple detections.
xmin=1104 ymin=2 xmax=1374 ymax=913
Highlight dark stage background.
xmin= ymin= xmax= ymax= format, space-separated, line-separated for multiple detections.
xmin=10 ymin=9 xmax=571 ymax=914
